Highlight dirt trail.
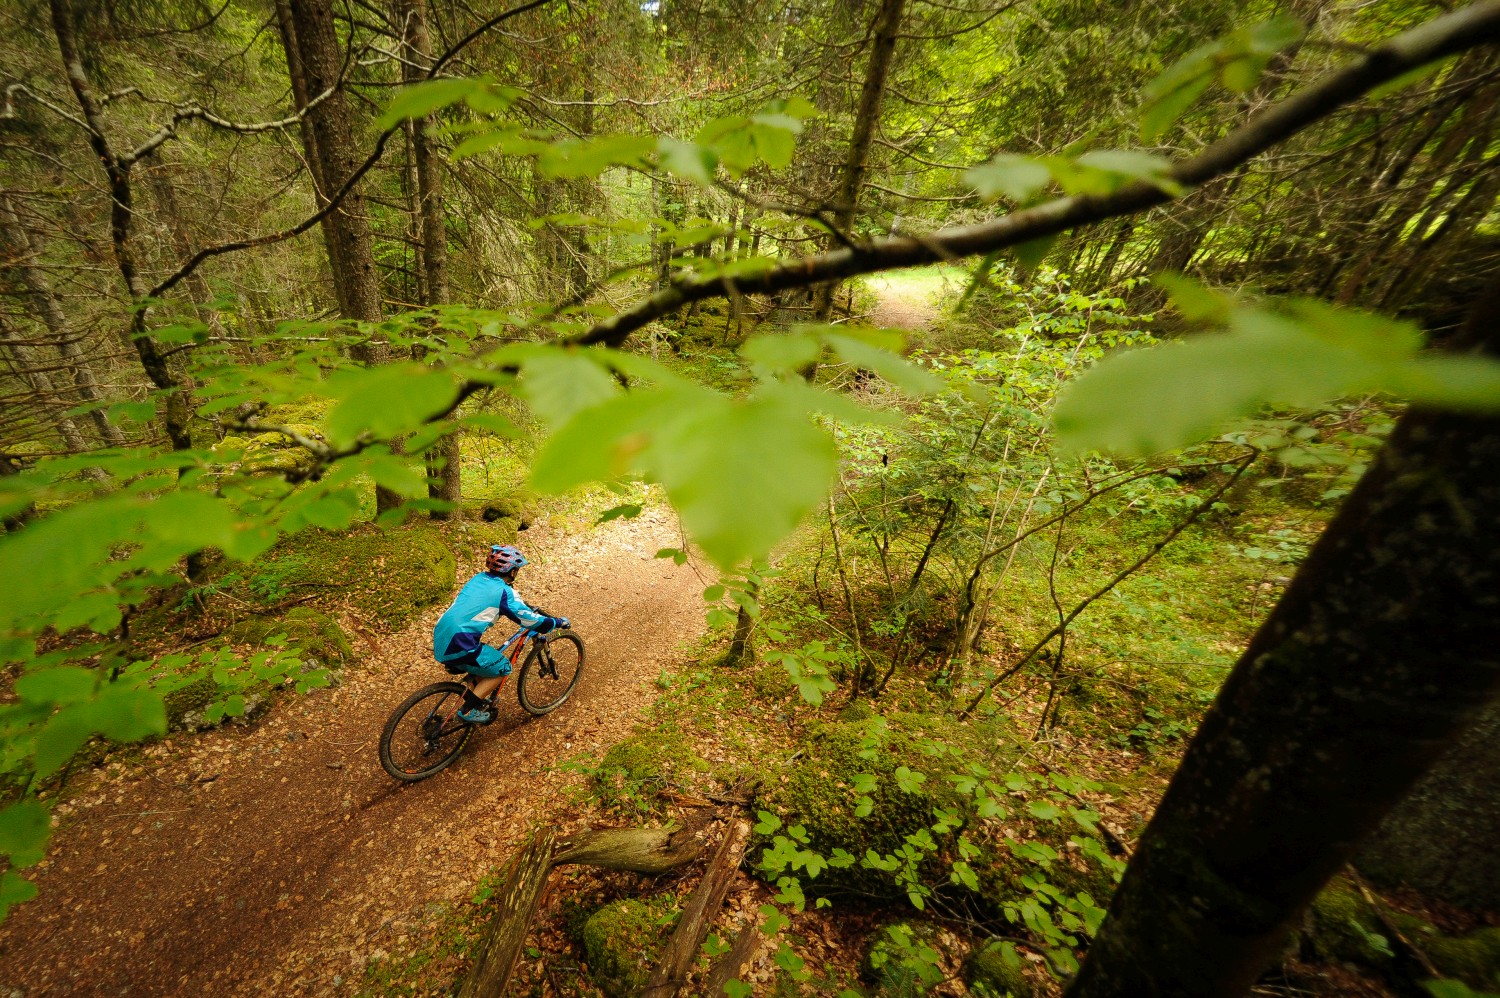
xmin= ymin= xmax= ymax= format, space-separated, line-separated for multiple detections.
xmin=866 ymin=272 xmax=943 ymax=331
xmin=0 ymin=507 xmax=707 ymax=996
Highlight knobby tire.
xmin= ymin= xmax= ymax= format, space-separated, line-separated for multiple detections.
xmin=379 ymin=681 xmax=474 ymax=782
xmin=517 ymin=631 xmax=585 ymax=716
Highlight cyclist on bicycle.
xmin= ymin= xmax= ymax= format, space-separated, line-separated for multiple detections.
xmin=431 ymin=544 xmax=569 ymax=724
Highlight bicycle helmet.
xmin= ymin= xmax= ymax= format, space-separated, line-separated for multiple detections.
xmin=485 ymin=544 xmax=528 ymax=575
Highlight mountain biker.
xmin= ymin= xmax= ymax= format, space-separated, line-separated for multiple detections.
xmin=431 ymin=544 xmax=569 ymax=724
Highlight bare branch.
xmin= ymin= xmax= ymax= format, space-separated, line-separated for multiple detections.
xmin=122 ymin=86 xmax=336 ymax=165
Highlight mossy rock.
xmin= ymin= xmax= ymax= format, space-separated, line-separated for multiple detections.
xmin=754 ymin=711 xmax=1016 ymax=898
xmin=162 ymin=675 xmax=221 ymax=730
xmin=1305 ymin=877 xmax=1393 ymax=967
xmin=269 ymin=524 xmax=456 ymax=628
xmin=238 ymin=424 xmax=327 ymax=475
xmin=457 ymin=483 xmax=532 ymax=535
xmin=965 ymin=943 xmax=1034 ymax=997
xmin=594 ymin=730 xmax=707 ymax=811
xmin=223 ymin=606 xmax=354 ymax=667
xmin=1389 ymin=915 xmax=1500 ymax=991
xmin=581 ymin=897 xmax=677 ymax=997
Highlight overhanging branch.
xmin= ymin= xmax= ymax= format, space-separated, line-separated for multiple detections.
xmin=569 ymin=1 xmax=1500 ymax=349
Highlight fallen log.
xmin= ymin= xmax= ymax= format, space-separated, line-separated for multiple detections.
xmin=644 ymin=817 xmax=752 ymax=997
xmin=552 ymin=809 xmax=714 ymax=874
xmin=458 ymin=827 xmax=558 ymax=998
xmin=702 ymin=920 xmax=763 ymax=996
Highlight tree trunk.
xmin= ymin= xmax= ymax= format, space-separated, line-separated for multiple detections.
xmin=1065 ymin=275 xmax=1500 ymax=998
xmin=395 ymin=0 xmax=461 ymax=519
xmin=644 ymin=818 xmax=750 ymax=997
xmin=143 ymin=158 xmax=233 ymax=347
xmin=281 ymin=0 xmax=401 ymax=514
xmin=49 ymin=0 xmax=194 ymax=452
xmin=458 ymin=828 xmax=557 ymax=998
xmin=552 ymin=812 xmax=713 ymax=873
xmin=282 ymin=0 xmax=385 ymax=330
xmin=0 ymin=317 xmax=100 ymax=466
xmin=809 ymin=0 xmax=906 ymax=324
xmin=458 ymin=817 xmax=713 ymax=997
xmin=0 ymin=194 xmax=124 ymax=447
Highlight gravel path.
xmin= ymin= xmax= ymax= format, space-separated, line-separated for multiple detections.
xmin=0 ymin=507 xmax=708 ymax=996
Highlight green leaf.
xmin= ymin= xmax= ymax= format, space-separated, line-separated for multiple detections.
xmin=1074 ymin=150 xmax=1183 ymax=196
xmin=1156 ymin=273 xmax=1233 ymax=323
xmin=15 ymin=668 xmax=97 ymax=704
xmin=540 ymin=134 xmax=656 ymax=179
xmin=87 ymin=685 xmax=166 ymax=741
xmin=362 ymin=452 xmax=429 ymax=497
xmin=748 ymin=118 xmax=797 ymax=169
xmin=0 ymin=800 xmax=51 ymax=868
xmin=1014 ymin=233 xmax=1058 ymax=271
xmin=759 ymin=903 xmax=790 ymax=935
xmin=895 ymin=766 xmax=927 ymax=794
xmin=742 ymin=333 xmax=821 ymax=375
xmin=658 ymin=137 xmax=716 ymax=185
xmin=755 ymin=810 xmax=783 ymax=834
xmin=1053 ymin=301 xmax=1427 ymax=456
xmin=702 ymin=584 xmax=725 ymax=602
xmin=33 ymin=706 xmax=95 ymax=779
xmin=649 ymin=391 xmax=838 ymax=569
xmin=1027 ymin=800 xmax=1063 ymax=821
xmin=1140 ymin=37 xmax=1220 ymax=140
xmin=324 ymin=364 xmax=457 ymax=447
xmin=967 ymin=154 xmax=1052 ymax=202
xmin=0 ymin=871 xmax=38 ymax=921
xmin=723 ymin=981 xmax=753 ymax=998
xmin=376 ymin=78 xmax=482 ymax=129
xmin=518 ymin=350 xmax=621 ymax=429
xmin=1391 ymin=356 xmax=1500 ymax=413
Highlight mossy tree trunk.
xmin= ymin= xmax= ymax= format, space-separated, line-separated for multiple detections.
xmin=1066 ymin=274 xmax=1500 ymax=998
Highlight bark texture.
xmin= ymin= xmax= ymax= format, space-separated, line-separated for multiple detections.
xmin=644 ymin=818 xmax=750 ymax=997
xmin=1358 ymin=697 xmax=1500 ymax=911
xmin=281 ymin=0 xmax=384 ymax=329
xmin=0 ymin=194 xmax=124 ymax=447
xmin=458 ymin=827 xmax=557 ymax=998
xmin=1065 ymin=275 xmax=1500 ymax=998
xmin=552 ymin=812 xmax=713 ymax=874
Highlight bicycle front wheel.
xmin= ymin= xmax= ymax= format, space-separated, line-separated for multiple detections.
xmin=517 ymin=632 xmax=585 ymax=716
xmin=379 ymin=681 xmax=474 ymax=781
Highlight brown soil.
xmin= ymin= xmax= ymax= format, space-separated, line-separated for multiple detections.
xmin=867 ymin=274 xmax=942 ymax=331
xmin=0 ymin=507 xmax=709 ymax=996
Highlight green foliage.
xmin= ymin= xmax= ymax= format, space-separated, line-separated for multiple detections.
xmin=1055 ymin=279 xmax=1500 ymax=456
xmin=1140 ymin=16 xmax=1305 ymax=139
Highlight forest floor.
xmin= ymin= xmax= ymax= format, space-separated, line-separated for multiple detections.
xmin=0 ymin=506 xmax=710 ymax=996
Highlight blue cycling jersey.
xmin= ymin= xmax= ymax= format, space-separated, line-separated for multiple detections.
xmin=432 ymin=572 xmax=547 ymax=671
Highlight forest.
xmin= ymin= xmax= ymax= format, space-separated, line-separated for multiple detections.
xmin=0 ymin=0 xmax=1498 ymax=995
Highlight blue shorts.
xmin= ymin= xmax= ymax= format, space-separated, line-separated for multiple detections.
xmin=439 ymin=647 xmax=511 ymax=678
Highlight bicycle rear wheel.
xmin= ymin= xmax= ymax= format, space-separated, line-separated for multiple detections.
xmin=379 ymin=681 xmax=474 ymax=781
xmin=517 ymin=632 xmax=585 ymax=716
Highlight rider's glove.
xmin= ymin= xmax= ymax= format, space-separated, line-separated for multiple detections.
xmin=550 ymin=616 xmax=570 ymax=631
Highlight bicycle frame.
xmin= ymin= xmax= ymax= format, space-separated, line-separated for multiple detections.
xmin=429 ymin=623 xmax=548 ymax=729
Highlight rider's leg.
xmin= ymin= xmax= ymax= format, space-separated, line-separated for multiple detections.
xmin=471 ymin=674 xmax=505 ymax=700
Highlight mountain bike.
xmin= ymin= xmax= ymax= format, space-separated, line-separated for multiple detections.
xmin=378 ymin=623 xmax=585 ymax=782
